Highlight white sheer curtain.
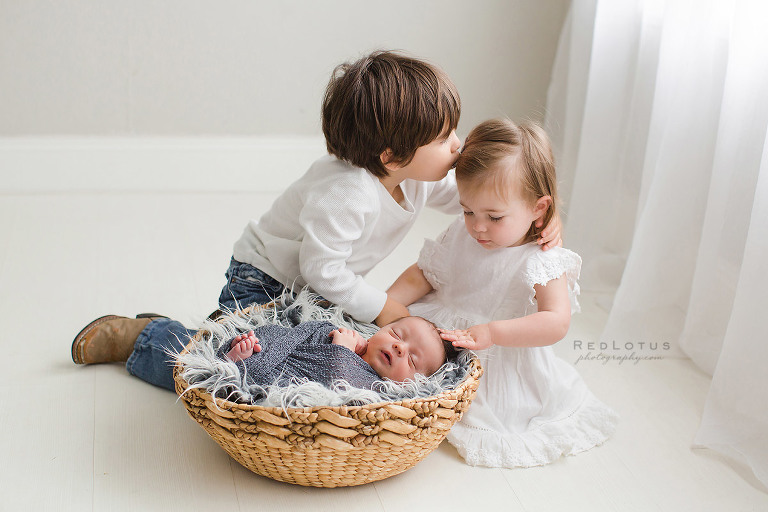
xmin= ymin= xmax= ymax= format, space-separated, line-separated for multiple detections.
xmin=547 ymin=0 xmax=768 ymax=489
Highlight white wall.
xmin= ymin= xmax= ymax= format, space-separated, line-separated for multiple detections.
xmin=0 ymin=0 xmax=570 ymax=137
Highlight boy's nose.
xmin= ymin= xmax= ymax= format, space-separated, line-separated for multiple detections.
xmin=450 ymin=131 xmax=461 ymax=152
xmin=392 ymin=341 xmax=404 ymax=356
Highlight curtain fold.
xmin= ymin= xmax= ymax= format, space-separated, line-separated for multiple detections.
xmin=547 ymin=0 xmax=768 ymax=490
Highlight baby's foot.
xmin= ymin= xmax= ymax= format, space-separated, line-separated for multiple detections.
xmin=225 ymin=331 xmax=261 ymax=362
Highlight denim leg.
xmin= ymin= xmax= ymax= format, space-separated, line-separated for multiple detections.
xmin=126 ymin=259 xmax=286 ymax=392
xmin=217 ymin=258 xmax=286 ymax=311
xmin=126 ymin=318 xmax=194 ymax=391
xmin=218 ymin=259 xmax=330 ymax=325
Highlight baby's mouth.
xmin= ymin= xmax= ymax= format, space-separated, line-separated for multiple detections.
xmin=383 ymin=351 xmax=392 ymax=365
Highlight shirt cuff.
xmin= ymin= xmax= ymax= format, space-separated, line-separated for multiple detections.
xmin=343 ymin=286 xmax=388 ymax=323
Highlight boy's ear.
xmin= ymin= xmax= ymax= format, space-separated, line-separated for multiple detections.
xmin=380 ymin=149 xmax=401 ymax=171
xmin=533 ymin=196 xmax=552 ymax=219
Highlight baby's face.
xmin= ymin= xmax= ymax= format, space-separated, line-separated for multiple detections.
xmin=362 ymin=316 xmax=445 ymax=381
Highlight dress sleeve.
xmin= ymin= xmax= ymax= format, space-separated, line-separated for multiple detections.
xmin=416 ymin=221 xmax=455 ymax=291
xmin=521 ymin=247 xmax=582 ymax=315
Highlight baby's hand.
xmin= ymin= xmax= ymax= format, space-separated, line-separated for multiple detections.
xmin=439 ymin=324 xmax=493 ymax=350
xmin=225 ymin=331 xmax=262 ymax=362
xmin=330 ymin=327 xmax=368 ymax=356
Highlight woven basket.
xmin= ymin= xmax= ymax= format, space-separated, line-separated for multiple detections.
xmin=173 ymin=313 xmax=482 ymax=488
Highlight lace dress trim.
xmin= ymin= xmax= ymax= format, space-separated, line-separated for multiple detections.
xmin=522 ymin=248 xmax=582 ymax=315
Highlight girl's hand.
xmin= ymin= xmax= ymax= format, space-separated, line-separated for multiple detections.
xmin=330 ymin=328 xmax=368 ymax=355
xmin=536 ymin=212 xmax=563 ymax=251
xmin=439 ymin=324 xmax=493 ymax=350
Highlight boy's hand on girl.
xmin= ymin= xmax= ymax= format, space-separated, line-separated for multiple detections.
xmin=330 ymin=328 xmax=368 ymax=356
xmin=439 ymin=324 xmax=493 ymax=350
xmin=226 ymin=331 xmax=261 ymax=362
xmin=536 ymin=212 xmax=563 ymax=251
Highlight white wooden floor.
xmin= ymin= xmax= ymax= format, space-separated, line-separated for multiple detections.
xmin=1 ymin=190 xmax=766 ymax=512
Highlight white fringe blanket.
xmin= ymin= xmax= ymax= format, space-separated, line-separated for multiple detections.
xmin=174 ymin=289 xmax=471 ymax=408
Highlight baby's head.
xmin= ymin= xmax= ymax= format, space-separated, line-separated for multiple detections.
xmin=455 ymin=119 xmax=559 ymax=249
xmin=362 ymin=316 xmax=456 ymax=382
xmin=322 ymin=50 xmax=461 ymax=179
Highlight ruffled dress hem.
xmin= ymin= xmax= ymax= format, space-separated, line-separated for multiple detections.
xmin=446 ymin=394 xmax=619 ymax=468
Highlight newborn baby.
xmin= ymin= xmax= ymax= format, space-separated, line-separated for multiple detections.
xmin=220 ymin=316 xmax=451 ymax=391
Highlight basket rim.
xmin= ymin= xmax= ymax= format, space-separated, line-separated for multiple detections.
xmin=174 ymin=333 xmax=482 ymax=415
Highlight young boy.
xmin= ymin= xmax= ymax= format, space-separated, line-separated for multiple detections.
xmin=72 ymin=50 xmax=560 ymax=391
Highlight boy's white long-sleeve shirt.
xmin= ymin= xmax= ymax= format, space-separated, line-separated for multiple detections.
xmin=233 ymin=155 xmax=460 ymax=322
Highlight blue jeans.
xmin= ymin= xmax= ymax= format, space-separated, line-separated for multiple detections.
xmin=125 ymin=258 xmax=286 ymax=391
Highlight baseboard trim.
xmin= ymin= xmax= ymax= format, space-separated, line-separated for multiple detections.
xmin=0 ymin=136 xmax=327 ymax=193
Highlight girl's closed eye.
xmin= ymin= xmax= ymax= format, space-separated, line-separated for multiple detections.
xmin=463 ymin=210 xmax=474 ymax=217
xmin=489 ymin=215 xmax=503 ymax=222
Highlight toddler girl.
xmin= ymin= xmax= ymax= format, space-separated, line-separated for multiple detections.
xmin=387 ymin=119 xmax=617 ymax=468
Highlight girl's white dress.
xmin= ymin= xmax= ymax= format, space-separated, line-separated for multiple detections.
xmin=410 ymin=218 xmax=618 ymax=468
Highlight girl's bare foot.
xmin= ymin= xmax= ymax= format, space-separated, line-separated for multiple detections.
xmin=225 ymin=331 xmax=261 ymax=361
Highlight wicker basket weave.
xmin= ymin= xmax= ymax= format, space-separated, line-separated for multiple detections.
xmin=173 ymin=316 xmax=482 ymax=488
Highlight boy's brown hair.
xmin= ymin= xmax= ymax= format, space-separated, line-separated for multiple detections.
xmin=322 ymin=50 xmax=461 ymax=178
xmin=456 ymin=119 xmax=559 ymax=244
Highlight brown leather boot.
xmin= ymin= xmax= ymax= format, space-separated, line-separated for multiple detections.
xmin=71 ymin=313 xmax=166 ymax=364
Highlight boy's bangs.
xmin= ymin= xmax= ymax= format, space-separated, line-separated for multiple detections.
xmin=438 ymin=81 xmax=461 ymax=134
xmin=412 ymin=78 xmax=461 ymax=147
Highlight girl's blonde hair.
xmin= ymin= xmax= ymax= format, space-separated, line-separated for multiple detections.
xmin=456 ymin=118 xmax=559 ymax=244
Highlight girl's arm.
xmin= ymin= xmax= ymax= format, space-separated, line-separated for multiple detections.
xmin=374 ymin=264 xmax=432 ymax=326
xmin=441 ymin=275 xmax=571 ymax=349
xmin=373 ymin=296 xmax=410 ymax=327
xmin=387 ymin=263 xmax=433 ymax=307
